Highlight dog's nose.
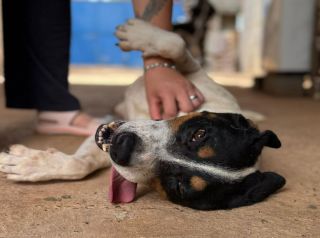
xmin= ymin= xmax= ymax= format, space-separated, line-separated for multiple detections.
xmin=109 ymin=132 xmax=137 ymax=166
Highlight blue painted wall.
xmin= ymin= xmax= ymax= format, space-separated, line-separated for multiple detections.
xmin=70 ymin=1 xmax=185 ymax=67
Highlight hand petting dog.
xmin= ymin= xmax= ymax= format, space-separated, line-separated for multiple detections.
xmin=144 ymin=65 xmax=205 ymax=120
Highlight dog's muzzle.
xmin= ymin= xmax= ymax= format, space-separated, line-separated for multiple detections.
xmin=95 ymin=121 xmax=137 ymax=166
xmin=95 ymin=121 xmax=138 ymax=203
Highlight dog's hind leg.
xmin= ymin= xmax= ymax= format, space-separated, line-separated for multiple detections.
xmin=115 ymin=19 xmax=201 ymax=74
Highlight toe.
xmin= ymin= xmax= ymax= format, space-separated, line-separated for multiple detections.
xmin=116 ymin=25 xmax=126 ymax=32
xmin=0 ymin=154 xmax=19 ymax=165
xmin=119 ymin=41 xmax=131 ymax=51
xmin=0 ymin=165 xmax=15 ymax=173
xmin=115 ymin=30 xmax=127 ymax=40
xmin=8 ymin=144 xmax=28 ymax=156
xmin=127 ymin=19 xmax=136 ymax=25
xmin=7 ymin=174 xmax=23 ymax=181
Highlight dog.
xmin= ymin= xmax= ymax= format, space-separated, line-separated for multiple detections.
xmin=95 ymin=112 xmax=285 ymax=210
xmin=0 ymin=19 xmax=285 ymax=210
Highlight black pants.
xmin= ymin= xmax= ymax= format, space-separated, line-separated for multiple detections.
xmin=2 ymin=0 xmax=80 ymax=111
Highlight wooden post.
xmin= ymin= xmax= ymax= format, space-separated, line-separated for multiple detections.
xmin=312 ymin=0 xmax=320 ymax=99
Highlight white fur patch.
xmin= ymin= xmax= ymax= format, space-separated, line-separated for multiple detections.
xmin=111 ymin=120 xmax=172 ymax=183
xmin=160 ymin=155 xmax=259 ymax=182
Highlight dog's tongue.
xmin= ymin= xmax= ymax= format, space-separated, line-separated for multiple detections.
xmin=108 ymin=166 xmax=137 ymax=203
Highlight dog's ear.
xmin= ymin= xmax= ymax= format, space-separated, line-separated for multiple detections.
xmin=227 ymin=172 xmax=286 ymax=209
xmin=250 ymin=130 xmax=281 ymax=158
xmin=259 ymin=130 xmax=281 ymax=148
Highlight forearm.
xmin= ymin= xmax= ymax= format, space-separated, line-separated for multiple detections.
xmin=132 ymin=0 xmax=173 ymax=64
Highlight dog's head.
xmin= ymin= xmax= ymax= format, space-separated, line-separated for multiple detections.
xmin=96 ymin=111 xmax=285 ymax=210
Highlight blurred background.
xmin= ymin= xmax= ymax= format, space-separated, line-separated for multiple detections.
xmin=0 ymin=0 xmax=318 ymax=97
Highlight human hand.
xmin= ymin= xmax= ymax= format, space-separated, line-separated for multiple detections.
xmin=144 ymin=66 xmax=205 ymax=120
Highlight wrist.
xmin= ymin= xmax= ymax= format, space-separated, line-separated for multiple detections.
xmin=143 ymin=56 xmax=173 ymax=65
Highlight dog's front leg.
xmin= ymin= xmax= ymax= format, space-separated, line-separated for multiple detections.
xmin=0 ymin=136 xmax=110 ymax=182
xmin=115 ymin=19 xmax=201 ymax=74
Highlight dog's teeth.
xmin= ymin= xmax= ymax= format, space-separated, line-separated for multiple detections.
xmin=109 ymin=122 xmax=116 ymax=126
xmin=99 ymin=131 xmax=103 ymax=136
xmin=108 ymin=122 xmax=118 ymax=129
xmin=101 ymin=128 xmax=106 ymax=132
xmin=102 ymin=144 xmax=109 ymax=152
xmin=103 ymin=125 xmax=109 ymax=129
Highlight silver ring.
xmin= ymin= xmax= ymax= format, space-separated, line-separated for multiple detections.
xmin=189 ymin=95 xmax=198 ymax=101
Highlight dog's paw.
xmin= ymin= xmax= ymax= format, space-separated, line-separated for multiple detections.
xmin=0 ymin=145 xmax=88 ymax=182
xmin=115 ymin=18 xmax=185 ymax=59
xmin=115 ymin=18 xmax=186 ymax=59
xmin=7 ymin=144 xmax=40 ymax=157
xmin=115 ymin=19 xmax=157 ymax=56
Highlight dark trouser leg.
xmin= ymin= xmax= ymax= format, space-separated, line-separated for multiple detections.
xmin=2 ymin=0 xmax=80 ymax=111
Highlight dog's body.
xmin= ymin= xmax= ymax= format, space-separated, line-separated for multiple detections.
xmin=0 ymin=19 xmax=285 ymax=210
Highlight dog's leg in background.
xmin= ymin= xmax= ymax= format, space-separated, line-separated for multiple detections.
xmin=0 ymin=136 xmax=110 ymax=182
xmin=115 ymin=19 xmax=201 ymax=74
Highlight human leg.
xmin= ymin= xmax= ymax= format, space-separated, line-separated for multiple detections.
xmin=3 ymin=0 xmax=80 ymax=110
xmin=2 ymin=0 xmax=110 ymax=135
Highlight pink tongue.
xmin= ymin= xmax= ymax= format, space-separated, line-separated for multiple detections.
xmin=108 ymin=166 xmax=137 ymax=203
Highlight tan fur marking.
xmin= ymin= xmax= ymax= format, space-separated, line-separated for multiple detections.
xmin=206 ymin=113 xmax=217 ymax=119
xmin=198 ymin=146 xmax=215 ymax=159
xmin=190 ymin=176 xmax=207 ymax=191
xmin=169 ymin=112 xmax=201 ymax=132
xmin=150 ymin=178 xmax=167 ymax=199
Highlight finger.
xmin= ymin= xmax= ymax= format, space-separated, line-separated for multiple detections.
xmin=149 ymin=98 xmax=162 ymax=120
xmin=177 ymin=92 xmax=194 ymax=113
xmin=195 ymin=88 xmax=205 ymax=103
xmin=161 ymin=96 xmax=178 ymax=119
xmin=189 ymin=94 xmax=202 ymax=109
xmin=189 ymin=90 xmax=205 ymax=109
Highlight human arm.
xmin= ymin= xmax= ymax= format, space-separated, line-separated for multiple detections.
xmin=132 ymin=0 xmax=204 ymax=120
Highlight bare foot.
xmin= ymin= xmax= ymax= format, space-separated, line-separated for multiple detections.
xmin=36 ymin=111 xmax=113 ymax=136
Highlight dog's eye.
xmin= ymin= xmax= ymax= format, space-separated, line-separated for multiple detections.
xmin=192 ymin=129 xmax=206 ymax=142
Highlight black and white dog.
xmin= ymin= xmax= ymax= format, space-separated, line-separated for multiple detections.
xmin=96 ymin=111 xmax=285 ymax=210
xmin=0 ymin=19 xmax=285 ymax=210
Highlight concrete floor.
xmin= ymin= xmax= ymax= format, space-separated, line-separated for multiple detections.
xmin=0 ymin=82 xmax=319 ymax=237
